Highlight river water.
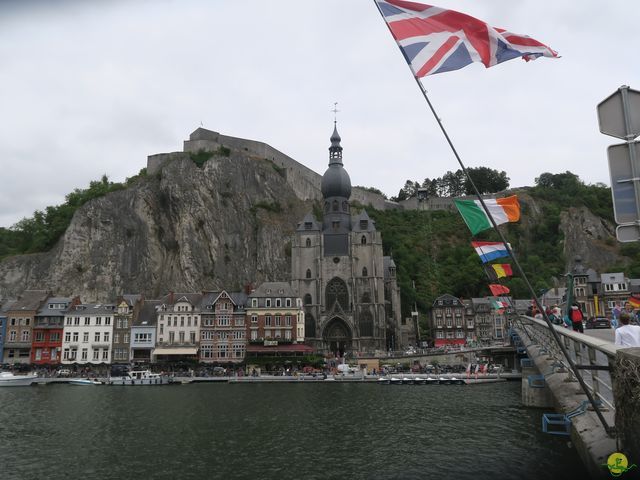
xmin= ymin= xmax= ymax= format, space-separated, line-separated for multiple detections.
xmin=0 ymin=381 xmax=587 ymax=480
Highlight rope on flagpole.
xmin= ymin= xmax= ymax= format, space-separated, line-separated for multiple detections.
xmin=370 ymin=0 xmax=613 ymax=436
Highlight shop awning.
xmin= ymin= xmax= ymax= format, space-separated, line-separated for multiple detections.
xmin=152 ymin=347 xmax=198 ymax=356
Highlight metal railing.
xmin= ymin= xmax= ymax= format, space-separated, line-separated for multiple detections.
xmin=513 ymin=315 xmax=620 ymax=415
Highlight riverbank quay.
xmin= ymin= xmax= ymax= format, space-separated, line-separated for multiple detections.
xmin=513 ymin=317 xmax=622 ymax=479
xmin=13 ymin=371 xmax=523 ymax=385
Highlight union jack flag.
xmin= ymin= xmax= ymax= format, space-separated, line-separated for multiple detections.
xmin=376 ymin=0 xmax=558 ymax=77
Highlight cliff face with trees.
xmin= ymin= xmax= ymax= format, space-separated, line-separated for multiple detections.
xmin=0 ymin=149 xmax=634 ymax=319
xmin=0 ymin=151 xmax=311 ymax=301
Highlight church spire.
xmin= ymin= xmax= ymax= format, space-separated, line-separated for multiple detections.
xmin=329 ymin=102 xmax=343 ymax=165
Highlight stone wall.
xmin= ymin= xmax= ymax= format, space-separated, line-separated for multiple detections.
xmin=613 ymin=348 xmax=640 ymax=458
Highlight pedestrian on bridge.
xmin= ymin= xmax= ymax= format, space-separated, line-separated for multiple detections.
xmin=569 ymin=303 xmax=584 ymax=333
xmin=615 ymin=312 xmax=640 ymax=347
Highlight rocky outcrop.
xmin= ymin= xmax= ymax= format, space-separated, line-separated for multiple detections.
xmin=559 ymin=206 xmax=621 ymax=273
xmin=0 ymin=152 xmax=312 ymax=302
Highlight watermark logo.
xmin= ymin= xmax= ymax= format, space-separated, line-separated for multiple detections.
xmin=603 ymin=452 xmax=637 ymax=477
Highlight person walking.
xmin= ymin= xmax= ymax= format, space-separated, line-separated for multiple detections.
xmin=569 ymin=303 xmax=585 ymax=333
xmin=615 ymin=312 xmax=640 ymax=347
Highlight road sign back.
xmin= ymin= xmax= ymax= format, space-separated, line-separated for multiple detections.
xmin=597 ymin=86 xmax=640 ymax=140
xmin=608 ymin=141 xmax=640 ymax=224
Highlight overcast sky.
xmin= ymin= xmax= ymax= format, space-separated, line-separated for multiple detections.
xmin=1 ymin=0 xmax=638 ymax=228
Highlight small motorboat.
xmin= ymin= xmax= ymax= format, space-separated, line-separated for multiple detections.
xmin=107 ymin=369 xmax=171 ymax=386
xmin=377 ymin=377 xmax=390 ymax=385
xmin=402 ymin=377 xmax=414 ymax=385
xmin=0 ymin=371 xmax=38 ymax=387
xmin=413 ymin=377 xmax=426 ymax=385
xmin=69 ymin=378 xmax=102 ymax=386
xmin=425 ymin=377 xmax=439 ymax=385
xmin=450 ymin=377 xmax=465 ymax=385
xmin=390 ymin=377 xmax=403 ymax=385
xmin=439 ymin=376 xmax=451 ymax=385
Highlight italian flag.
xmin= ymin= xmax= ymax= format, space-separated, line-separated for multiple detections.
xmin=454 ymin=196 xmax=521 ymax=235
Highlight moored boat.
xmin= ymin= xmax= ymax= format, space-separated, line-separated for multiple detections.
xmin=377 ymin=377 xmax=390 ymax=385
xmin=402 ymin=377 xmax=414 ymax=385
xmin=414 ymin=377 xmax=426 ymax=385
xmin=107 ymin=369 xmax=171 ymax=386
xmin=69 ymin=378 xmax=102 ymax=386
xmin=0 ymin=371 xmax=38 ymax=387
xmin=439 ymin=376 xmax=451 ymax=385
xmin=450 ymin=377 xmax=465 ymax=385
xmin=390 ymin=377 xmax=403 ymax=385
xmin=425 ymin=377 xmax=439 ymax=385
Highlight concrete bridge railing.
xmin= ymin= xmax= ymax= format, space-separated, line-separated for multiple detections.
xmin=512 ymin=315 xmax=640 ymax=478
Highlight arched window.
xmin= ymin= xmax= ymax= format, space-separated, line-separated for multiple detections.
xmin=361 ymin=235 xmax=367 ymax=245
xmin=324 ymin=202 xmax=330 ymax=213
xmin=332 ymin=200 xmax=338 ymax=212
xmin=305 ymin=313 xmax=316 ymax=338
xmin=326 ymin=277 xmax=348 ymax=311
xmin=361 ymin=291 xmax=371 ymax=304
xmin=305 ymin=238 xmax=311 ymax=247
xmin=342 ymin=201 xmax=349 ymax=212
xmin=304 ymin=294 xmax=312 ymax=305
xmin=359 ymin=311 xmax=373 ymax=337
xmin=305 ymin=269 xmax=312 ymax=279
xmin=362 ymin=267 xmax=368 ymax=277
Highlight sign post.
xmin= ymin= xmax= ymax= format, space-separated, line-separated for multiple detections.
xmin=597 ymin=86 xmax=640 ymax=242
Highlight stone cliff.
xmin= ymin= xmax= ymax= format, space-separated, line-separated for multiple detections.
xmin=0 ymin=152 xmax=313 ymax=301
xmin=0 ymin=132 xmax=628 ymax=303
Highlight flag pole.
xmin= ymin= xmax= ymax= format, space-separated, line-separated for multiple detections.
xmin=371 ymin=0 xmax=612 ymax=435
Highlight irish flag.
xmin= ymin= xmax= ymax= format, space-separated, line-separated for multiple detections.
xmin=454 ymin=196 xmax=521 ymax=234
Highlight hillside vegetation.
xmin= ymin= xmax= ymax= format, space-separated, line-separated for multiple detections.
xmin=368 ymin=171 xmax=625 ymax=319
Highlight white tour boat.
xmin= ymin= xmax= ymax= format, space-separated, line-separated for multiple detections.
xmin=0 ymin=371 xmax=38 ymax=387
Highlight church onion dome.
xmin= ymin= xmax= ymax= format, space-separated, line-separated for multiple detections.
xmin=321 ymin=123 xmax=351 ymax=199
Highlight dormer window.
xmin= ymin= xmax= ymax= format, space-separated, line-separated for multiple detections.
xmin=360 ymin=220 xmax=368 ymax=230
xmin=305 ymin=222 xmax=312 ymax=230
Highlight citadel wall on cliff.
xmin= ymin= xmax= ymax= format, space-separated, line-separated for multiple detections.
xmin=148 ymin=128 xmax=396 ymax=210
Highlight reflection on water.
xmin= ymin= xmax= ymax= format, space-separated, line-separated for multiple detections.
xmin=0 ymin=382 xmax=587 ymax=480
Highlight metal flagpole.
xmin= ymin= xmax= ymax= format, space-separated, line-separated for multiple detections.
xmin=372 ymin=0 xmax=613 ymax=436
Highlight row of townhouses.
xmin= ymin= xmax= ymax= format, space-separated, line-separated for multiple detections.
xmin=429 ymin=294 xmax=510 ymax=347
xmin=0 ymin=282 xmax=307 ymax=366
xmin=430 ymin=265 xmax=640 ymax=347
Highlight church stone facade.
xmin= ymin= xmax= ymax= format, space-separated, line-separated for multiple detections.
xmin=291 ymin=124 xmax=408 ymax=355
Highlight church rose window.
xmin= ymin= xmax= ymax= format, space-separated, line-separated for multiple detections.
xmin=326 ymin=278 xmax=348 ymax=311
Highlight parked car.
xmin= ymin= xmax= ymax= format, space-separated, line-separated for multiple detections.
xmin=585 ymin=317 xmax=610 ymax=329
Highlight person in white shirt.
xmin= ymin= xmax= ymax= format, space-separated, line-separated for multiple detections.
xmin=615 ymin=313 xmax=640 ymax=347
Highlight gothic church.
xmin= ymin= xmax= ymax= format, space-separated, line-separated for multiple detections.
xmin=291 ymin=124 xmax=409 ymax=355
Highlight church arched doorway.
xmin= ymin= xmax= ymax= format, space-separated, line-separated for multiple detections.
xmin=323 ymin=317 xmax=352 ymax=358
